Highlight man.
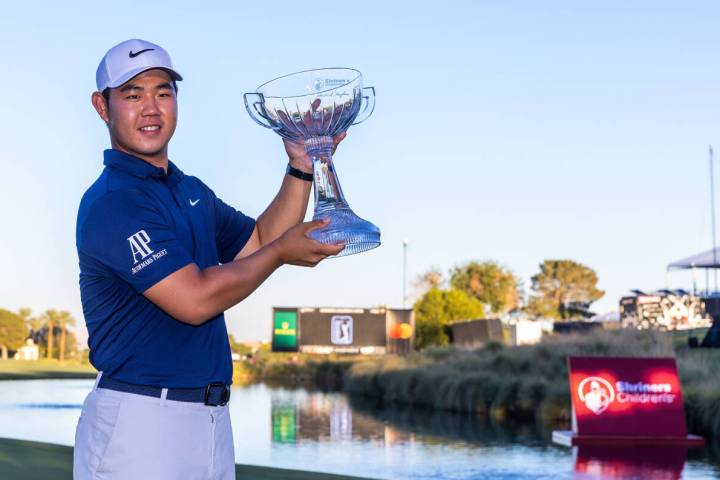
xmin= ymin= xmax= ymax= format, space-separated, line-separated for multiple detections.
xmin=74 ymin=39 xmax=345 ymax=479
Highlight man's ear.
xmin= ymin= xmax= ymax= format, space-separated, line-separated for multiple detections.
xmin=91 ymin=91 xmax=110 ymax=124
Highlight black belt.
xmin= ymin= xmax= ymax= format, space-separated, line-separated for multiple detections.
xmin=98 ymin=375 xmax=231 ymax=406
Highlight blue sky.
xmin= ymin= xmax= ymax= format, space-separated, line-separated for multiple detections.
xmin=1 ymin=1 xmax=719 ymax=341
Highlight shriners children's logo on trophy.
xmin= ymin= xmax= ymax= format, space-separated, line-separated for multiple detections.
xmin=244 ymin=68 xmax=380 ymax=257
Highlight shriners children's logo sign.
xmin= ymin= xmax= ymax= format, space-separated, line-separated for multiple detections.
xmin=568 ymin=357 xmax=688 ymax=438
xmin=576 ymin=374 xmax=677 ymax=416
xmin=578 ymin=377 xmax=614 ymax=415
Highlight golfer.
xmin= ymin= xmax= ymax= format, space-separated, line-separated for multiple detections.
xmin=74 ymin=39 xmax=345 ymax=479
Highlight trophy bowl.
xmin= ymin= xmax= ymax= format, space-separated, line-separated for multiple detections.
xmin=244 ymin=68 xmax=380 ymax=257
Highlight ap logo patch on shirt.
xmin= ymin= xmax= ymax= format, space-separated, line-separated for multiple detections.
xmin=128 ymin=230 xmax=167 ymax=274
xmin=128 ymin=230 xmax=154 ymax=263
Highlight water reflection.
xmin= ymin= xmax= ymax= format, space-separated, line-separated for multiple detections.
xmin=575 ymin=445 xmax=688 ymax=479
xmin=267 ymin=388 xmax=720 ymax=479
xmin=0 ymin=380 xmax=719 ymax=479
xmin=271 ymin=390 xmax=386 ymax=444
xmin=271 ymin=389 xmax=559 ymax=448
xmin=264 ymin=388 xmax=575 ymax=479
xmin=349 ymin=396 xmax=557 ymax=447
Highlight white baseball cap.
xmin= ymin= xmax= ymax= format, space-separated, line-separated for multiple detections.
xmin=96 ymin=39 xmax=183 ymax=92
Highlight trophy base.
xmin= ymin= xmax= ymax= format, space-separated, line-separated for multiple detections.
xmin=310 ymin=206 xmax=381 ymax=258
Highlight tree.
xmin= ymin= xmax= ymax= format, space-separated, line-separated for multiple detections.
xmin=450 ymin=261 xmax=521 ymax=314
xmin=0 ymin=309 xmax=28 ymax=360
xmin=32 ymin=323 xmax=79 ymax=361
xmin=17 ymin=307 xmax=37 ymax=330
xmin=35 ymin=310 xmax=77 ymax=360
xmin=228 ymin=334 xmax=252 ymax=356
xmin=414 ymin=267 xmax=445 ymax=295
xmin=526 ymin=259 xmax=604 ymax=320
xmin=413 ymin=288 xmax=486 ymax=349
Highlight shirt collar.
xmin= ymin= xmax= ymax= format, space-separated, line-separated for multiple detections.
xmin=103 ymin=149 xmax=185 ymax=186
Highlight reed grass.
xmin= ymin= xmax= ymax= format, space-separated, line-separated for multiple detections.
xmin=346 ymin=329 xmax=720 ymax=435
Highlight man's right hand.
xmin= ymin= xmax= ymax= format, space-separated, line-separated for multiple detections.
xmin=271 ymin=219 xmax=346 ymax=267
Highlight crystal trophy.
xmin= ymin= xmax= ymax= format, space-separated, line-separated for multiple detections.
xmin=244 ymin=68 xmax=380 ymax=257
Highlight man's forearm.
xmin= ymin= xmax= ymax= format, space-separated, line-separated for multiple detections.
xmin=145 ymin=218 xmax=340 ymax=326
xmin=194 ymin=243 xmax=283 ymax=320
xmin=145 ymin=242 xmax=284 ymax=325
xmin=255 ymin=172 xmax=312 ymax=245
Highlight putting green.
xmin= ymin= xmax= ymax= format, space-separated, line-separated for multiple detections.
xmin=0 ymin=438 xmax=374 ymax=480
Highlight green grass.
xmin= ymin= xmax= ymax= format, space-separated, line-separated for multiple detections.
xmin=0 ymin=360 xmax=96 ymax=380
xmin=0 ymin=438 xmax=375 ymax=480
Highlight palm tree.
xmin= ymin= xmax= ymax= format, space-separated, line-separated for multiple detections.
xmin=46 ymin=313 xmax=54 ymax=360
xmin=39 ymin=310 xmax=76 ymax=361
xmin=58 ymin=311 xmax=76 ymax=362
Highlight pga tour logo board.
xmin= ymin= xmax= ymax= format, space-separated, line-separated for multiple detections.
xmin=331 ymin=315 xmax=353 ymax=345
xmin=553 ymin=356 xmax=704 ymax=447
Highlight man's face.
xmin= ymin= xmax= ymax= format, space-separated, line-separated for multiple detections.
xmin=94 ymin=69 xmax=178 ymax=161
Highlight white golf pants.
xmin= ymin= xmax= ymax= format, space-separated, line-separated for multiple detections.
xmin=73 ymin=376 xmax=235 ymax=479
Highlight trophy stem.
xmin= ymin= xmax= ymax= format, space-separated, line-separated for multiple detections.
xmin=303 ymin=135 xmax=381 ymax=257
xmin=305 ymin=136 xmax=349 ymax=213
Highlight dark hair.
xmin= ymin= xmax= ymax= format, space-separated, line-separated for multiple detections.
xmin=102 ymin=88 xmax=111 ymax=106
xmin=101 ymin=80 xmax=178 ymax=109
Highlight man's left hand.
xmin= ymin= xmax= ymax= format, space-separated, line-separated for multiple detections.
xmin=283 ymin=132 xmax=347 ymax=174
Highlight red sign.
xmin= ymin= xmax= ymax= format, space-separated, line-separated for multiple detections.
xmin=568 ymin=357 xmax=687 ymax=437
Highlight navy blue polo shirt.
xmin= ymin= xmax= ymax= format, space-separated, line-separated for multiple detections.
xmin=76 ymin=149 xmax=255 ymax=388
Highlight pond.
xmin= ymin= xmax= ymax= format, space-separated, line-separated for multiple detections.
xmin=0 ymin=379 xmax=718 ymax=479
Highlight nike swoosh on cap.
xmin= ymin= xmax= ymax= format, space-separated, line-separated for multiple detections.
xmin=189 ymin=199 xmax=200 ymax=206
xmin=129 ymin=48 xmax=155 ymax=58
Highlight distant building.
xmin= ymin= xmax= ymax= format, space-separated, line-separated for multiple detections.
xmin=449 ymin=319 xmax=504 ymax=347
xmin=551 ymin=321 xmax=604 ymax=335
xmin=508 ymin=319 xmax=543 ymax=346
xmin=14 ymin=338 xmax=39 ymax=361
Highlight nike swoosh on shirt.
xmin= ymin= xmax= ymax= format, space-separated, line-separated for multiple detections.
xmin=189 ymin=199 xmax=200 ymax=206
xmin=129 ymin=48 xmax=155 ymax=58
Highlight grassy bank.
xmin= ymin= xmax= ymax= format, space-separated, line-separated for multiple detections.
xmin=242 ymin=329 xmax=720 ymax=438
xmin=346 ymin=330 xmax=720 ymax=437
xmin=234 ymin=351 xmax=356 ymax=389
xmin=0 ymin=360 xmax=96 ymax=380
xmin=0 ymin=438 xmax=375 ymax=480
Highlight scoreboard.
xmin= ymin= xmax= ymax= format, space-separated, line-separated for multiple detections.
xmin=272 ymin=307 xmax=414 ymax=354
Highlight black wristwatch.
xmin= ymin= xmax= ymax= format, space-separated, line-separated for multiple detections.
xmin=286 ymin=163 xmax=313 ymax=182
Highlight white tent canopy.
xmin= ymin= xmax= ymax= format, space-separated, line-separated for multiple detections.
xmin=667 ymin=247 xmax=720 ymax=270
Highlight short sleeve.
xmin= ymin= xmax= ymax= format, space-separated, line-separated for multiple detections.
xmin=212 ymin=192 xmax=256 ymax=264
xmin=78 ymin=190 xmax=194 ymax=292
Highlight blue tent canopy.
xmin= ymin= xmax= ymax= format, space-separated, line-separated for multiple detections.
xmin=667 ymin=247 xmax=720 ymax=270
